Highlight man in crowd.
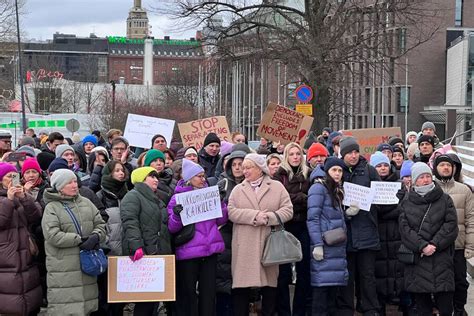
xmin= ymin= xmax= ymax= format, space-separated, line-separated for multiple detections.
xmin=307 ymin=142 xmax=328 ymax=169
xmin=416 ymin=135 xmax=435 ymax=164
xmin=421 ymin=121 xmax=443 ymax=149
xmin=0 ymin=130 xmax=12 ymax=158
xmin=41 ymin=132 xmax=64 ymax=155
xmin=199 ymin=133 xmax=221 ymax=178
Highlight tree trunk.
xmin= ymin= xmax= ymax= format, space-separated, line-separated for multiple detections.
xmin=310 ymin=83 xmax=330 ymax=132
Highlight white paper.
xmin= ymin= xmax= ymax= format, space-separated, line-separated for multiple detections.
xmin=123 ymin=114 xmax=175 ymax=149
xmin=117 ymin=257 xmax=165 ymax=293
xmin=175 ymin=186 xmax=223 ymax=226
xmin=370 ymin=181 xmax=401 ymax=205
xmin=343 ymin=182 xmax=374 ymax=211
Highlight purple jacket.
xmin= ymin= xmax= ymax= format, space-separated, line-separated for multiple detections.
xmin=167 ymin=180 xmax=228 ymax=260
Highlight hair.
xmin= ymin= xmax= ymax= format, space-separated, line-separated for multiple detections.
xmin=26 ymin=128 xmax=35 ymax=134
xmin=106 ymin=129 xmax=122 ymax=140
xmin=280 ymin=142 xmax=310 ymax=180
xmin=163 ymin=149 xmax=175 ymax=161
xmin=332 ymin=135 xmax=342 ymax=146
xmin=151 ymin=134 xmax=167 ymax=148
xmin=231 ymin=132 xmax=246 ymax=142
xmin=48 ymin=132 xmax=64 ymax=143
xmin=266 ymin=153 xmax=282 ymax=165
xmin=323 ymin=173 xmax=344 ymax=209
xmin=136 ymin=151 xmax=147 ymax=167
xmin=111 ymin=137 xmax=128 ymax=148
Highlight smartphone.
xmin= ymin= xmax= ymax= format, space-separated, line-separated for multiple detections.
xmin=6 ymin=152 xmax=27 ymax=162
xmin=11 ymin=173 xmax=20 ymax=187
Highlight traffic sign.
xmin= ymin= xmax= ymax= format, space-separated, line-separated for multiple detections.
xmin=296 ymin=104 xmax=313 ymax=116
xmin=295 ymin=84 xmax=313 ymax=103
xmin=66 ymin=119 xmax=80 ymax=133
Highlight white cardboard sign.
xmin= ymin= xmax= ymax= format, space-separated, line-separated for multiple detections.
xmin=343 ymin=182 xmax=374 ymax=211
xmin=175 ymin=186 xmax=222 ymax=226
xmin=117 ymin=257 xmax=165 ymax=293
xmin=371 ymin=182 xmax=401 ymax=205
xmin=123 ymin=114 xmax=175 ymax=149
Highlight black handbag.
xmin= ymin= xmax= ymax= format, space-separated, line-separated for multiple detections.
xmin=322 ymin=227 xmax=347 ymax=246
xmin=173 ymin=224 xmax=195 ymax=247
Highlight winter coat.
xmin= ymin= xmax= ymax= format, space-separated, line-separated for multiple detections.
xmin=273 ymin=166 xmax=311 ymax=222
xmin=155 ymin=167 xmax=177 ymax=206
xmin=88 ymin=164 xmax=103 ymax=193
xmin=198 ymin=148 xmax=220 ymax=178
xmin=121 ymin=183 xmax=172 ymax=257
xmin=307 ymin=168 xmax=348 ymax=287
xmin=398 ymin=184 xmax=458 ymax=293
xmin=0 ymin=189 xmax=43 ymax=315
xmin=167 ymin=180 xmax=228 ymax=260
xmin=343 ymin=156 xmax=381 ymax=251
xmin=97 ymin=188 xmax=123 ymax=256
xmin=228 ymin=176 xmax=293 ymax=288
xmin=435 ymin=178 xmax=474 ymax=251
xmin=41 ymin=189 xmax=106 ymax=315
xmin=375 ymin=172 xmax=404 ymax=300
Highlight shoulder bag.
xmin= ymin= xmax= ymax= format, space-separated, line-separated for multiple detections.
xmin=63 ymin=203 xmax=108 ymax=276
xmin=261 ymin=212 xmax=302 ymax=266
xmin=322 ymin=197 xmax=347 ymax=246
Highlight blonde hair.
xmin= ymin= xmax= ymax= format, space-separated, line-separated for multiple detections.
xmin=280 ymin=142 xmax=310 ymax=180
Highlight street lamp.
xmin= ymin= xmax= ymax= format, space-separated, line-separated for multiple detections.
xmin=14 ymin=0 xmax=27 ymax=134
xmin=110 ymin=80 xmax=116 ymax=124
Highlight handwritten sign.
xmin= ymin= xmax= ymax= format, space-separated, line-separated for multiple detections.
xmin=175 ymin=185 xmax=222 ymax=226
xmin=124 ymin=114 xmax=175 ymax=149
xmin=117 ymin=257 xmax=165 ymax=293
xmin=371 ymin=181 xmax=401 ymax=205
xmin=342 ymin=127 xmax=402 ymax=160
xmin=257 ymin=102 xmax=313 ymax=146
xmin=178 ymin=116 xmax=231 ymax=150
xmin=343 ymin=182 xmax=374 ymax=211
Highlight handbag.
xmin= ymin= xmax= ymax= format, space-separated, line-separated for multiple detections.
xmin=322 ymin=227 xmax=347 ymax=246
xmin=173 ymin=224 xmax=195 ymax=247
xmin=397 ymin=203 xmax=432 ymax=265
xmin=28 ymin=235 xmax=39 ymax=257
xmin=63 ymin=203 xmax=108 ymax=276
xmin=261 ymin=212 xmax=303 ymax=267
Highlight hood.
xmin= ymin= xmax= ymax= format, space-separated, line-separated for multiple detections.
xmin=310 ymin=164 xmax=326 ymax=182
xmin=43 ymin=188 xmax=79 ymax=204
xmin=224 ymin=150 xmax=247 ymax=178
xmin=72 ymin=143 xmax=87 ymax=172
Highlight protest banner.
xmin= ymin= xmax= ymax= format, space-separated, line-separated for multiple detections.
xmin=108 ymin=255 xmax=175 ymax=302
xmin=178 ymin=116 xmax=231 ymax=149
xmin=342 ymin=127 xmax=402 ymax=160
xmin=342 ymin=182 xmax=373 ymax=211
xmin=175 ymin=185 xmax=222 ymax=226
xmin=123 ymin=114 xmax=175 ymax=149
xmin=257 ymin=102 xmax=314 ymax=145
xmin=371 ymin=181 xmax=401 ymax=205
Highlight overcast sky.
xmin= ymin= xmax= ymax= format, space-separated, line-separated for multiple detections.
xmin=22 ymin=0 xmax=197 ymax=41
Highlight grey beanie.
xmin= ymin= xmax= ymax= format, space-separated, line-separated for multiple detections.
xmin=421 ymin=121 xmax=436 ymax=132
xmin=55 ymin=144 xmax=75 ymax=158
xmin=339 ymin=136 xmax=360 ymax=158
xmin=19 ymin=136 xmax=36 ymax=147
xmin=411 ymin=162 xmax=432 ymax=184
xmin=16 ymin=145 xmax=36 ymax=157
xmin=51 ymin=169 xmax=77 ymax=191
xmin=244 ymin=153 xmax=269 ymax=175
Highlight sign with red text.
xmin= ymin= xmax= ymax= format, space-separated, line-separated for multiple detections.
xmin=117 ymin=257 xmax=165 ymax=292
xmin=342 ymin=127 xmax=402 ymax=160
xmin=257 ymin=102 xmax=314 ymax=145
xmin=178 ymin=116 xmax=231 ymax=149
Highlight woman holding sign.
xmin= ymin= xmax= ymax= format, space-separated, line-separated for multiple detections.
xmin=167 ymin=159 xmax=228 ymax=316
xmin=228 ymin=153 xmax=293 ymax=316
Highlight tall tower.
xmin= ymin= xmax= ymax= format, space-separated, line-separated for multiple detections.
xmin=126 ymin=0 xmax=149 ymax=39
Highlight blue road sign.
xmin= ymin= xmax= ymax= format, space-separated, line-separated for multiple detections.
xmin=295 ymin=85 xmax=313 ymax=103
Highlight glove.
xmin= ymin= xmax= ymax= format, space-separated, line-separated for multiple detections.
xmin=313 ymin=246 xmax=324 ymax=261
xmin=132 ymin=248 xmax=144 ymax=262
xmin=465 ymin=248 xmax=474 ymax=259
xmin=79 ymin=234 xmax=99 ymax=251
xmin=173 ymin=204 xmax=183 ymax=216
xmin=346 ymin=204 xmax=360 ymax=217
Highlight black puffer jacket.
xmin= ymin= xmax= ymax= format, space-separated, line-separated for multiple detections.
xmin=398 ymin=183 xmax=458 ymax=293
xmin=156 ymin=167 xmax=177 ymax=206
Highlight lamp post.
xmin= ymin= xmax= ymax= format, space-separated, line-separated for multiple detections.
xmin=110 ymin=80 xmax=116 ymax=125
xmin=14 ymin=0 xmax=27 ymax=134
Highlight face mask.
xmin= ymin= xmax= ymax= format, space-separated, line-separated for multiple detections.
xmin=414 ymin=182 xmax=435 ymax=196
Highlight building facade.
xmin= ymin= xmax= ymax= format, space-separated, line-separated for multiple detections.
xmin=126 ymin=0 xmax=149 ymax=39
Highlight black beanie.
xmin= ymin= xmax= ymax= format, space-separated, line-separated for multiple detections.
xmin=151 ymin=134 xmax=166 ymax=148
xmin=418 ymin=135 xmax=435 ymax=147
xmin=339 ymin=136 xmax=360 ymax=158
xmin=48 ymin=158 xmax=69 ymax=173
xmin=203 ymin=133 xmax=221 ymax=147
xmin=388 ymin=136 xmax=404 ymax=147
xmin=37 ymin=152 xmax=56 ymax=171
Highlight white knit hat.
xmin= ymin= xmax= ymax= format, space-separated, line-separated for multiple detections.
xmin=244 ymin=153 xmax=269 ymax=175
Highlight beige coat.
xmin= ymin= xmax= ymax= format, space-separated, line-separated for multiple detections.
xmin=228 ymin=176 xmax=293 ymax=288
xmin=436 ymin=178 xmax=474 ymax=250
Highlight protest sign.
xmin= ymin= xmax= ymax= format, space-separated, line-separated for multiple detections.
xmin=342 ymin=127 xmax=402 ymax=160
xmin=257 ymin=102 xmax=314 ymax=145
xmin=123 ymin=114 xmax=175 ymax=149
xmin=371 ymin=181 xmax=401 ymax=205
xmin=178 ymin=116 xmax=231 ymax=150
xmin=108 ymin=255 xmax=175 ymax=303
xmin=343 ymin=182 xmax=373 ymax=211
xmin=175 ymin=185 xmax=222 ymax=226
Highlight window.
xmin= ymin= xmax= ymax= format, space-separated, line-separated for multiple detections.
xmin=455 ymin=0 xmax=463 ymax=26
xmin=365 ymin=88 xmax=371 ymax=112
xmin=34 ymin=88 xmax=62 ymax=113
xmin=399 ymin=28 xmax=407 ymax=53
xmin=396 ymin=86 xmax=411 ymax=113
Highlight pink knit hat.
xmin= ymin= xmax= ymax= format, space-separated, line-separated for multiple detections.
xmin=21 ymin=158 xmax=42 ymax=176
xmin=0 ymin=162 xmax=17 ymax=181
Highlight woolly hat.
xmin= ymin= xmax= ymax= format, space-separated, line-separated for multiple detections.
xmin=131 ymin=167 xmax=156 ymax=184
xmin=323 ymin=156 xmax=346 ymax=172
xmin=184 ymin=147 xmax=198 ymax=157
xmin=244 ymin=153 xmax=269 ymax=175
xmin=19 ymin=136 xmax=36 ymax=147
xmin=71 ymin=132 xmax=81 ymax=144
xmin=21 ymin=158 xmax=42 ymax=176
xmin=388 ymin=136 xmax=404 ymax=147
xmin=0 ymin=162 xmax=16 ymax=181
xmin=393 ymin=146 xmax=405 ymax=159
xmin=82 ymin=135 xmax=98 ymax=147
xmin=203 ymin=132 xmax=221 ymax=147
xmin=322 ymin=127 xmax=332 ymax=134
xmin=231 ymin=143 xmax=252 ymax=154
xmin=370 ymin=151 xmax=390 ymax=168
xmin=307 ymin=142 xmax=329 ymax=161
xmin=411 ymin=162 xmax=432 ymax=184
xmin=434 ymin=154 xmax=453 ymax=168
xmin=91 ymin=146 xmax=110 ymax=160
xmin=182 ymin=159 xmax=205 ymax=182
xmin=16 ymin=145 xmax=36 ymax=157
xmin=376 ymin=143 xmax=393 ymax=153
xmin=405 ymin=131 xmax=418 ymax=142
xmin=50 ymin=169 xmax=77 ymax=191
xmin=220 ymin=141 xmax=233 ymax=156
xmin=37 ymin=152 xmax=55 ymax=171
xmin=55 ymin=144 xmax=75 ymax=158
xmin=400 ymin=160 xmax=414 ymax=179
xmin=48 ymin=158 xmax=69 ymax=173
xmin=417 ymin=135 xmax=434 ymax=147
xmin=151 ymin=134 xmax=167 ymax=148
xmin=421 ymin=121 xmax=436 ymax=132
xmin=144 ymin=149 xmax=165 ymax=167
xmin=339 ymin=136 xmax=360 ymax=158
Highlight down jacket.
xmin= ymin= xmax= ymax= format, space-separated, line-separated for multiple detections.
xmin=167 ymin=180 xmax=228 ymax=260
xmin=398 ymin=183 xmax=458 ymax=293
xmin=42 ymin=189 xmax=106 ymax=315
xmin=307 ymin=168 xmax=348 ymax=287
xmin=97 ymin=188 xmax=123 ymax=256
xmin=0 ymin=189 xmax=43 ymax=315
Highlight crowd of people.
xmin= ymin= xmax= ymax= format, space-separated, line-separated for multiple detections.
xmin=0 ymin=122 xmax=471 ymax=316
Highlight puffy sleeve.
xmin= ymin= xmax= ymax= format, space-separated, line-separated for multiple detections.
xmin=430 ymin=196 xmax=459 ymax=250
xmin=307 ymin=183 xmax=325 ymax=247
xmin=120 ymin=192 xmax=144 ymax=253
xmin=42 ymin=203 xmax=82 ymax=248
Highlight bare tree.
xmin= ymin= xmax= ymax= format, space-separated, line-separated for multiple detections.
xmin=157 ymin=0 xmax=447 ymax=129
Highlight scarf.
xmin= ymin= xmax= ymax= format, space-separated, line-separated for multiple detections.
xmin=249 ymin=176 xmax=264 ymax=193
xmin=414 ymin=182 xmax=435 ymax=196
xmin=101 ymin=174 xmax=128 ymax=200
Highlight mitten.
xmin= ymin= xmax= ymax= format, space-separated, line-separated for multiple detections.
xmin=132 ymin=248 xmax=144 ymax=262
xmin=173 ymin=204 xmax=183 ymax=216
xmin=79 ymin=234 xmax=99 ymax=251
xmin=346 ymin=204 xmax=360 ymax=217
xmin=465 ymin=248 xmax=474 ymax=259
xmin=312 ymin=246 xmax=324 ymax=261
